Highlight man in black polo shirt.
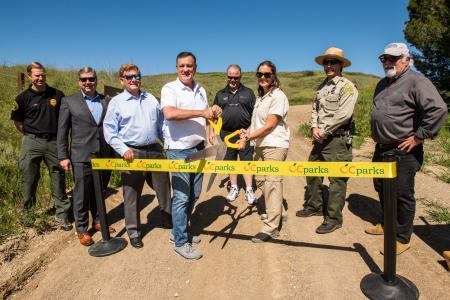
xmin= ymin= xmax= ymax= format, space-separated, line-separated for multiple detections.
xmin=11 ymin=62 xmax=72 ymax=231
xmin=213 ymin=64 xmax=256 ymax=204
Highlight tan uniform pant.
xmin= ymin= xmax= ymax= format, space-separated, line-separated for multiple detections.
xmin=254 ymin=147 xmax=288 ymax=234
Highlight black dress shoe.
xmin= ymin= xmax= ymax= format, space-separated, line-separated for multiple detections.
xmin=296 ymin=208 xmax=322 ymax=218
xmin=315 ymin=220 xmax=342 ymax=234
xmin=130 ymin=237 xmax=144 ymax=248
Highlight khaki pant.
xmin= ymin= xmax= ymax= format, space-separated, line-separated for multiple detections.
xmin=254 ymin=147 xmax=288 ymax=234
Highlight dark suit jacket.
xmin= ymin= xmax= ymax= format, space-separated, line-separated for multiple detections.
xmin=57 ymin=92 xmax=113 ymax=163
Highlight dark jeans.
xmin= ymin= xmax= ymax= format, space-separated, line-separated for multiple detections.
xmin=373 ymin=144 xmax=423 ymax=244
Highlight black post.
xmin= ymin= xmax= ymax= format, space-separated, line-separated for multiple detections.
xmin=88 ymin=154 xmax=127 ymax=257
xmin=360 ymin=152 xmax=419 ymax=299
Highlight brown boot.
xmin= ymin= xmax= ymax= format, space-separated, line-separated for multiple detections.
xmin=443 ymin=251 xmax=450 ymax=270
xmin=77 ymin=232 xmax=94 ymax=246
xmin=365 ymin=224 xmax=384 ymax=235
xmin=380 ymin=241 xmax=410 ymax=255
xmin=93 ymin=223 xmax=116 ymax=233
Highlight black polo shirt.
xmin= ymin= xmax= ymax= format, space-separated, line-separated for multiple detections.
xmin=213 ymin=84 xmax=256 ymax=132
xmin=11 ymin=85 xmax=64 ymax=135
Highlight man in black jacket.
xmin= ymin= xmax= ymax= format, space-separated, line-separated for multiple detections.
xmin=57 ymin=67 xmax=115 ymax=246
xmin=213 ymin=64 xmax=256 ymax=204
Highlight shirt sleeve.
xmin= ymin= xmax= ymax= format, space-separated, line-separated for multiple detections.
xmin=56 ymin=97 xmax=71 ymax=160
xmin=320 ymin=82 xmax=358 ymax=138
xmin=103 ymin=99 xmax=129 ymax=156
xmin=268 ymin=91 xmax=288 ymax=117
xmin=10 ymin=94 xmax=25 ymax=122
xmin=156 ymin=103 xmax=164 ymax=141
xmin=160 ymin=85 xmax=177 ymax=109
xmin=310 ymin=93 xmax=319 ymax=129
xmin=413 ymin=78 xmax=448 ymax=140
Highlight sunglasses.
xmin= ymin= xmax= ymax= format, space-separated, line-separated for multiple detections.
xmin=122 ymin=74 xmax=142 ymax=81
xmin=227 ymin=76 xmax=241 ymax=80
xmin=323 ymin=59 xmax=341 ymax=66
xmin=79 ymin=77 xmax=96 ymax=83
xmin=379 ymin=55 xmax=401 ymax=63
xmin=256 ymin=72 xmax=272 ymax=79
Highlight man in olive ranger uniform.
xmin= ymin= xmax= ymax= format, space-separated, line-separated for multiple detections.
xmin=296 ymin=47 xmax=358 ymax=234
xmin=11 ymin=62 xmax=72 ymax=231
xmin=366 ymin=43 xmax=447 ymax=255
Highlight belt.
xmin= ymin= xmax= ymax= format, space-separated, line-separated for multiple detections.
xmin=24 ymin=132 xmax=56 ymax=140
xmin=377 ymin=143 xmax=400 ymax=150
xmin=125 ymin=143 xmax=159 ymax=151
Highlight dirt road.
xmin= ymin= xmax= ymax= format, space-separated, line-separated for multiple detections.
xmin=8 ymin=105 xmax=450 ymax=299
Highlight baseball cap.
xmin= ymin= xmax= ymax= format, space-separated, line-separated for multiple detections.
xmin=381 ymin=43 xmax=410 ymax=57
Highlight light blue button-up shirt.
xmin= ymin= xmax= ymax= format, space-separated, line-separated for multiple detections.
xmin=81 ymin=92 xmax=103 ymax=125
xmin=103 ymin=89 xmax=164 ymax=156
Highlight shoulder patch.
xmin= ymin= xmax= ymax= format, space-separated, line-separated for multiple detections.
xmin=12 ymin=100 xmax=19 ymax=111
xmin=341 ymin=84 xmax=354 ymax=95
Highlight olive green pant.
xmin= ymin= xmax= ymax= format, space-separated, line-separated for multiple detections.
xmin=254 ymin=147 xmax=288 ymax=234
xmin=304 ymin=136 xmax=352 ymax=224
xmin=19 ymin=134 xmax=70 ymax=219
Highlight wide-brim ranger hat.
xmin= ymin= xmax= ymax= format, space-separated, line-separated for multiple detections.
xmin=315 ymin=47 xmax=351 ymax=68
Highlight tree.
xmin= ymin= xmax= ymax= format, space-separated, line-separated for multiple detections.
xmin=404 ymin=0 xmax=450 ymax=102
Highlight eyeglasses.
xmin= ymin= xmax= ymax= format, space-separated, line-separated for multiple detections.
xmin=256 ymin=72 xmax=272 ymax=79
xmin=227 ymin=76 xmax=241 ymax=80
xmin=122 ymin=74 xmax=142 ymax=81
xmin=323 ymin=59 xmax=341 ymax=66
xmin=79 ymin=77 xmax=96 ymax=83
xmin=379 ymin=55 xmax=401 ymax=63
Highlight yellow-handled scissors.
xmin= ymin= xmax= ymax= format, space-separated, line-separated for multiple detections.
xmin=208 ymin=117 xmax=241 ymax=149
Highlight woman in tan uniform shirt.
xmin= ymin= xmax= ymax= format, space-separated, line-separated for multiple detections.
xmin=239 ymin=60 xmax=290 ymax=243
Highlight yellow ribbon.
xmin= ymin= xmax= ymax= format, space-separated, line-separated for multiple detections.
xmin=91 ymin=159 xmax=396 ymax=178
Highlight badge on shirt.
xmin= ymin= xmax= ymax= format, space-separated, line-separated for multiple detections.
xmin=12 ymin=101 xmax=19 ymax=111
xmin=49 ymin=98 xmax=57 ymax=107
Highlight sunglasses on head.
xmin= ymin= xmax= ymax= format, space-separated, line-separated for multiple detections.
xmin=79 ymin=77 xmax=96 ymax=83
xmin=227 ymin=75 xmax=240 ymax=80
xmin=256 ymin=72 xmax=272 ymax=79
xmin=123 ymin=74 xmax=142 ymax=81
xmin=379 ymin=55 xmax=401 ymax=63
xmin=323 ymin=59 xmax=341 ymax=66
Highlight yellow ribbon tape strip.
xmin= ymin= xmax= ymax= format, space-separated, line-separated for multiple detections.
xmin=91 ymin=159 xmax=396 ymax=178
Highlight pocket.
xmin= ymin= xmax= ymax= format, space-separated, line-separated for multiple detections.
xmin=324 ymin=95 xmax=339 ymax=111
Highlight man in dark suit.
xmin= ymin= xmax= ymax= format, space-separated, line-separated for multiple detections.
xmin=57 ymin=67 xmax=115 ymax=246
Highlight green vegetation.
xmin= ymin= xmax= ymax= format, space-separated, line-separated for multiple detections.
xmin=405 ymin=0 xmax=450 ymax=102
xmin=418 ymin=198 xmax=450 ymax=224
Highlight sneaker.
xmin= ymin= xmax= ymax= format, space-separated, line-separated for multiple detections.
xmin=365 ymin=224 xmax=384 ymax=235
xmin=174 ymin=243 xmax=202 ymax=260
xmin=245 ymin=188 xmax=256 ymax=205
xmin=251 ymin=230 xmax=280 ymax=243
xmin=169 ymin=233 xmax=201 ymax=244
xmin=226 ymin=186 xmax=239 ymax=202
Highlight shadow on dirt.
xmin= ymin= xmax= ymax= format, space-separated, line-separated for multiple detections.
xmin=346 ymin=193 xmax=381 ymax=225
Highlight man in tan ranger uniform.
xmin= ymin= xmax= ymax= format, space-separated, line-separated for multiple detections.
xmin=296 ymin=47 xmax=358 ymax=234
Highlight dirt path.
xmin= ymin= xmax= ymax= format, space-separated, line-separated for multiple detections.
xmin=8 ymin=105 xmax=450 ymax=299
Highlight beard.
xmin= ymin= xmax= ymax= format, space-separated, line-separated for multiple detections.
xmin=384 ymin=66 xmax=397 ymax=78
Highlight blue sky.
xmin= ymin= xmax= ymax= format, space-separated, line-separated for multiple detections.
xmin=0 ymin=0 xmax=410 ymax=76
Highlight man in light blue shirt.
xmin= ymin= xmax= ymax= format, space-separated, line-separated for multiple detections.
xmin=104 ymin=64 xmax=172 ymax=249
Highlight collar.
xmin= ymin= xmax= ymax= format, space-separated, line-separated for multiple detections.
xmin=123 ymin=89 xmax=146 ymax=100
xmin=326 ymin=76 xmax=342 ymax=85
xmin=81 ymin=91 xmax=100 ymax=101
xmin=175 ymin=77 xmax=198 ymax=92
xmin=224 ymin=83 xmax=244 ymax=94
